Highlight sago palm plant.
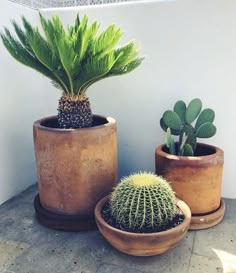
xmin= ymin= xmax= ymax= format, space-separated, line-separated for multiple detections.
xmin=1 ymin=14 xmax=143 ymax=128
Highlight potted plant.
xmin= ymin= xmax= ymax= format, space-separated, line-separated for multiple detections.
xmin=1 ymin=14 xmax=144 ymax=230
xmin=155 ymin=98 xmax=225 ymax=230
xmin=95 ymin=172 xmax=191 ymax=256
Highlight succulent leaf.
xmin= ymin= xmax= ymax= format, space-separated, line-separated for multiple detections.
xmin=165 ymin=127 xmax=172 ymax=146
xmin=195 ymin=122 xmax=216 ymax=138
xmin=195 ymin=108 xmax=215 ymax=131
xmin=183 ymin=144 xmax=194 ymax=156
xmin=185 ymin=98 xmax=202 ymax=124
xmin=179 ymin=132 xmax=188 ymax=155
xmin=160 ymin=117 xmax=167 ymax=132
xmin=160 ymin=98 xmax=217 ymax=156
xmin=160 ymin=118 xmax=180 ymax=135
xmin=180 ymin=125 xmax=196 ymax=153
xmin=165 ymin=128 xmax=176 ymax=154
xmin=163 ymin=110 xmax=182 ymax=131
xmin=174 ymin=100 xmax=186 ymax=123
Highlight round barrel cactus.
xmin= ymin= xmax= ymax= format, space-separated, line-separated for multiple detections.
xmin=109 ymin=172 xmax=177 ymax=232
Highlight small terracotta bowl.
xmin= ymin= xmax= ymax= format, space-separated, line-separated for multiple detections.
xmin=95 ymin=195 xmax=191 ymax=256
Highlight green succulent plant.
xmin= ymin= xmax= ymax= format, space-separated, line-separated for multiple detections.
xmin=160 ymin=98 xmax=216 ymax=156
xmin=1 ymin=13 xmax=143 ymax=129
xmin=109 ymin=172 xmax=177 ymax=232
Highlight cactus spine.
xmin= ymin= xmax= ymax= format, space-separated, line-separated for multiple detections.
xmin=110 ymin=172 xmax=177 ymax=232
xmin=160 ymin=98 xmax=216 ymax=156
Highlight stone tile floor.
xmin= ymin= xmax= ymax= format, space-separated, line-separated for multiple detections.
xmin=0 ymin=185 xmax=235 ymax=273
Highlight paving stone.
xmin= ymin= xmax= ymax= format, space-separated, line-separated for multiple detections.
xmin=0 ymin=185 xmax=38 ymax=242
xmin=223 ymin=199 xmax=236 ymax=224
xmin=0 ymin=238 xmax=29 ymax=272
xmin=193 ymin=221 xmax=236 ymax=259
xmin=0 ymin=184 xmax=37 ymax=209
xmin=0 ymin=185 xmax=101 ymax=273
xmin=0 ymin=271 xmax=17 ymax=273
xmin=0 ymin=186 xmax=98 ymax=246
xmin=91 ymin=232 xmax=195 ymax=273
xmin=96 ymin=263 xmax=147 ymax=273
xmin=188 ymin=254 xmax=226 ymax=273
xmin=8 ymin=233 xmax=100 ymax=273
xmin=0 ymin=185 xmax=236 ymax=273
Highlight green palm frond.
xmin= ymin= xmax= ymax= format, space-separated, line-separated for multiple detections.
xmin=11 ymin=20 xmax=34 ymax=54
xmin=1 ymin=13 xmax=143 ymax=96
xmin=77 ymin=52 xmax=119 ymax=94
xmin=92 ymin=24 xmax=123 ymax=58
xmin=110 ymin=57 xmax=144 ymax=76
xmin=109 ymin=41 xmax=144 ymax=76
xmin=1 ymin=27 xmax=63 ymax=89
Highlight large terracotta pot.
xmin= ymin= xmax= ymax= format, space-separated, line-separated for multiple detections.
xmin=33 ymin=115 xmax=118 ymax=229
xmin=155 ymin=143 xmax=224 ymax=215
xmin=95 ymin=195 xmax=191 ymax=256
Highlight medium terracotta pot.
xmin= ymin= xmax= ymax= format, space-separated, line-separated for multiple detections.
xmin=95 ymin=195 xmax=191 ymax=256
xmin=155 ymin=143 xmax=224 ymax=215
xmin=33 ymin=115 xmax=118 ymax=218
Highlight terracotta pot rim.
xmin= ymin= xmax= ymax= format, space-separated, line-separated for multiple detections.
xmin=33 ymin=115 xmax=116 ymax=132
xmin=155 ymin=143 xmax=223 ymax=161
xmin=95 ymin=195 xmax=191 ymax=237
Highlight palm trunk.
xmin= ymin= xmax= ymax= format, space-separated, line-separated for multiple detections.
xmin=58 ymin=95 xmax=93 ymax=129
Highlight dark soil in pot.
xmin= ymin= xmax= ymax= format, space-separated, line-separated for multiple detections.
xmin=40 ymin=115 xmax=108 ymax=129
xmin=162 ymin=143 xmax=216 ymax=156
xmin=101 ymin=201 xmax=184 ymax=233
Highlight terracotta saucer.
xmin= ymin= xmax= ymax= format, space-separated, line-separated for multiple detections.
xmin=189 ymin=199 xmax=225 ymax=230
xmin=34 ymin=194 xmax=97 ymax=231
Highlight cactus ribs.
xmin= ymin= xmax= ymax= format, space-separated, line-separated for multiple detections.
xmin=101 ymin=201 xmax=184 ymax=233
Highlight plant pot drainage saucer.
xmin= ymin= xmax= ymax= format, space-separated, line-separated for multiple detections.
xmin=34 ymin=194 xmax=97 ymax=231
xmin=189 ymin=199 xmax=225 ymax=230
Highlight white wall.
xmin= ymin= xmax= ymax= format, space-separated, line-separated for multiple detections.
xmin=40 ymin=0 xmax=236 ymax=199
xmin=0 ymin=0 xmax=60 ymax=204
xmin=1 ymin=0 xmax=236 ymax=203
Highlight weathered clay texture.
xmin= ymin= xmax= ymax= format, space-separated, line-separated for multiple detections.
xmin=155 ymin=143 xmax=224 ymax=215
xmin=33 ymin=115 xmax=118 ymax=217
xmin=95 ymin=196 xmax=191 ymax=256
